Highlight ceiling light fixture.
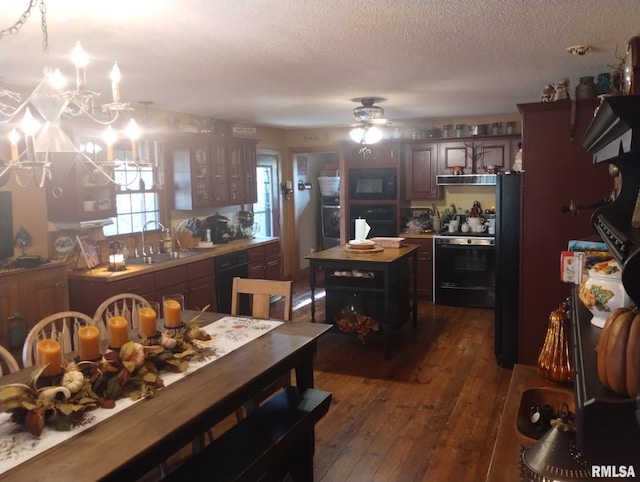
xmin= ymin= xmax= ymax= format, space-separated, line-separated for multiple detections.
xmin=349 ymin=98 xmax=386 ymax=145
xmin=0 ymin=0 xmax=144 ymax=188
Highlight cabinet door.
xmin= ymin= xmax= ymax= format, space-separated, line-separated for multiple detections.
xmin=265 ymin=256 xmax=282 ymax=280
xmin=228 ymin=140 xmax=245 ymax=204
xmin=187 ymin=276 xmax=215 ymax=312
xmin=346 ymin=141 xmax=400 ymax=166
xmin=172 ymin=139 xmax=214 ymax=210
xmin=211 ymin=141 xmax=230 ymax=206
xmin=477 ymin=138 xmax=512 ymax=170
xmin=404 ymin=142 xmax=441 ymax=200
xmin=25 ymin=266 xmax=69 ymax=325
xmin=0 ymin=276 xmax=27 ymax=358
xmin=440 ymin=141 xmax=470 ymax=173
xmin=47 ymin=163 xmax=117 ymax=222
xmin=415 ymin=240 xmax=433 ymax=299
xmin=242 ymin=142 xmax=258 ymax=204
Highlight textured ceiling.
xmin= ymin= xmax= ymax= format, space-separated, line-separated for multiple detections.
xmin=2 ymin=0 xmax=640 ymax=129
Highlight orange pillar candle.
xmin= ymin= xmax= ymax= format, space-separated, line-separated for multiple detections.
xmin=37 ymin=339 xmax=63 ymax=377
xmin=78 ymin=325 xmax=101 ymax=360
xmin=138 ymin=306 xmax=158 ymax=338
xmin=108 ymin=316 xmax=129 ymax=349
xmin=163 ymin=298 xmax=182 ymax=328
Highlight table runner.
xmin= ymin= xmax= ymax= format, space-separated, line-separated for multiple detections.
xmin=0 ymin=316 xmax=283 ymax=475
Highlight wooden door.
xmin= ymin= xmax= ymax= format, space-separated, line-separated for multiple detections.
xmin=517 ymin=99 xmax=611 ymax=364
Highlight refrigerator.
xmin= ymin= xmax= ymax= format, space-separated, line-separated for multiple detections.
xmin=494 ymin=172 xmax=522 ymax=368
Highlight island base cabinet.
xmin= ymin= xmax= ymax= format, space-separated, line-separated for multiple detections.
xmin=323 ymin=264 xmax=410 ymax=333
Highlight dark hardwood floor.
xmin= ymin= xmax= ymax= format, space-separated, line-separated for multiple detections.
xmin=142 ymin=277 xmax=513 ymax=481
xmin=288 ymin=281 xmax=512 ymax=482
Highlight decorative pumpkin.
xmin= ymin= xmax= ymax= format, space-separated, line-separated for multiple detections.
xmin=62 ymin=370 xmax=85 ymax=394
xmin=596 ymin=307 xmax=640 ymax=397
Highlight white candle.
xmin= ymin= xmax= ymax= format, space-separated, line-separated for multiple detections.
xmin=8 ymin=129 xmax=19 ymax=161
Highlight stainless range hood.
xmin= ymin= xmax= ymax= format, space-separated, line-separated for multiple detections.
xmin=436 ymin=174 xmax=496 ymax=186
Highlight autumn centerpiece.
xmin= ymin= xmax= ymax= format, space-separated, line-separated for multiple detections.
xmin=335 ymin=293 xmax=379 ymax=343
xmin=0 ymin=315 xmax=215 ymax=436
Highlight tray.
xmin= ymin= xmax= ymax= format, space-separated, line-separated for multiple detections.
xmin=344 ymin=245 xmax=384 ymax=253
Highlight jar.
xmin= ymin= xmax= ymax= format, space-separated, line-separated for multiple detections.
xmin=442 ymin=124 xmax=453 ymax=138
xmin=536 ymin=298 xmax=574 ymax=384
xmin=575 ymin=76 xmax=597 ymax=100
xmin=455 ymin=124 xmax=466 ymax=137
xmin=491 ymin=122 xmax=502 ymax=135
xmin=506 ymin=121 xmax=516 ymax=134
xmin=578 ymin=259 xmax=632 ymax=328
xmin=597 ymin=72 xmax=612 ymax=95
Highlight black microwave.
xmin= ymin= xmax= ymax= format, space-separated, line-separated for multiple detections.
xmin=348 ymin=168 xmax=397 ymax=200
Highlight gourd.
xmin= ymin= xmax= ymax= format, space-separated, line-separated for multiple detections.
xmin=62 ymin=370 xmax=85 ymax=394
xmin=596 ymin=307 xmax=640 ymax=397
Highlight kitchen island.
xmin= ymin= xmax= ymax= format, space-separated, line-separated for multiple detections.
xmin=305 ymin=244 xmax=418 ymax=357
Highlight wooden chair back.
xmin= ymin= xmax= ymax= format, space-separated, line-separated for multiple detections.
xmin=93 ymin=293 xmax=152 ymax=344
xmin=231 ymin=277 xmax=293 ymax=321
xmin=0 ymin=344 xmax=19 ymax=376
xmin=23 ymin=311 xmax=95 ymax=367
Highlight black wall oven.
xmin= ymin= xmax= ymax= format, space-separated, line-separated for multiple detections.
xmin=433 ymin=235 xmax=495 ymax=308
xmin=349 ymin=204 xmax=397 ymax=240
xmin=348 ymin=167 xmax=397 ymax=200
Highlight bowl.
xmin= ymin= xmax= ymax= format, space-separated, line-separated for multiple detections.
xmin=515 ymin=387 xmax=575 ymax=448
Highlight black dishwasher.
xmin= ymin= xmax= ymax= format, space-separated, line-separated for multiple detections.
xmin=214 ymin=250 xmax=249 ymax=314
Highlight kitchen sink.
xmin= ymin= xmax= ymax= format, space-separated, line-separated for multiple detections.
xmin=127 ymin=251 xmax=198 ymax=265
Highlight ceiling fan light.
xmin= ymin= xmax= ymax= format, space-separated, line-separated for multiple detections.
xmin=353 ymin=105 xmax=384 ymax=122
xmin=364 ymin=126 xmax=383 ymax=144
xmin=349 ymin=127 xmax=365 ymax=143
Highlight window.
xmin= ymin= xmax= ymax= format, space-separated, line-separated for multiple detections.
xmin=103 ymin=145 xmax=160 ymax=236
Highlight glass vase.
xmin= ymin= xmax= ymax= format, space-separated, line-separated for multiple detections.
xmin=536 ymin=298 xmax=574 ymax=384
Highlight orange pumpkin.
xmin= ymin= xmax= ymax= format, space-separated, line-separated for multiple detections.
xmin=596 ymin=307 xmax=640 ymax=397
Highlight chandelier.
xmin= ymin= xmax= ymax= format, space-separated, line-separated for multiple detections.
xmin=0 ymin=0 xmax=145 ymax=188
xmin=349 ymin=98 xmax=386 ymax=145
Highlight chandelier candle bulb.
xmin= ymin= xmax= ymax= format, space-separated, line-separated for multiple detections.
xmin=110 ymin=62 xmax=121 ymax=103
xmin=37 ymin=339 xmax=63 ymax=377
xmin=72 ymin=41 xmax=89 ymax=91
xmin=78 ymin=326 xmax=101 ymax=361
xmin=8 ymin=129 xmax=19 ymax=161
xmin=108 ymin=316 xmax=129 ymax=349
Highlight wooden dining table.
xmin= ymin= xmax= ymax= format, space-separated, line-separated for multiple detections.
xmin=0 ymin=311 xmax=332 ymax=482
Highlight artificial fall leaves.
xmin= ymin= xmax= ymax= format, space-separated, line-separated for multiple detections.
xmin=0 ymin=319 xmax=215 ymax=436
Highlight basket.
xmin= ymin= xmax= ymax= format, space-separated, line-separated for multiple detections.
xmin=318 ymin=176 xmax=340 ymax=196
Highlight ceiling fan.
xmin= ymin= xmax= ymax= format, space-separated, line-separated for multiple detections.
xmin=349 ymin=97 xmax=389 ymax=145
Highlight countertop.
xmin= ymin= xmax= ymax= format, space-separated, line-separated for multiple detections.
xmin=68 ymin=237 xmax=279 ymax=281
xmin=485 ymin=364 xmax=573 ymax=482
xmin=306 ymin=243 xmax=418 ymax=263
xmin=401 ymin=232 xmax=435 ymax=239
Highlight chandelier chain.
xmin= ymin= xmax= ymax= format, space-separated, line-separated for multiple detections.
xmin=40 ymin=0 xmax=48 ymax=54
xmin=0 ymin=0 xmax=40 ymax=39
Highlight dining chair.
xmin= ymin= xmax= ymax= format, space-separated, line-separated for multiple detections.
xmin=0 ymin=344 xmax=20 ymax=376
xmin=231 ymin=277 xmax=293 ymax=420
xmin=22 ymin=311 xmax=95 ymax=368
xmin=93 ymin=293 xmax=152 ymax=345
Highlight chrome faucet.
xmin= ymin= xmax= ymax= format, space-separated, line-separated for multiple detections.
xmin=141 ymin=220 xmax=165 ymax=256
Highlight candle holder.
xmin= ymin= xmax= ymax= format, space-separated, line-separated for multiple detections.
xmin=162 ymin=293 xmax=184 ymax=330
xmin=138 ymin=302 xmax=160 ymax=339
xmin=108 ymin=240 xmax=127 ymax=271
